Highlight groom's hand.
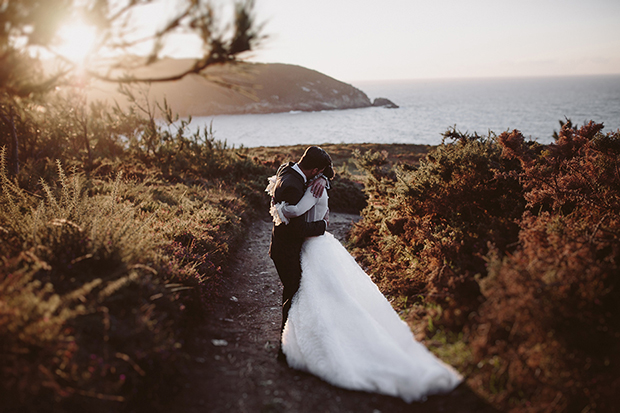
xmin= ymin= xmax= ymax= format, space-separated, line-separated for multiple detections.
xmin=310 ymin=177 xmax=327 ymax=198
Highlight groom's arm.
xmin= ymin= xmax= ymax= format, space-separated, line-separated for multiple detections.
xmin=289 ymin=214 xmax=326 ymax=237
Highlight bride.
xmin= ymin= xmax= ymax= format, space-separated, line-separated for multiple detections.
xmin=266 ymin=170 xmax=462 ymax=403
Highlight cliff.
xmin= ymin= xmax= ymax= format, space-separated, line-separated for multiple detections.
xmin=87 ymin=61 xmax=374 ymax=117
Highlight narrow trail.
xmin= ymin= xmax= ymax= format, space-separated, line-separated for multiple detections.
xmin=170 ymin=214 xmax=497 ymax=413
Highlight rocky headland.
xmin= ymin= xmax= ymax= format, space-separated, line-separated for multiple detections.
xmin=87 ymin=60 xmax=397 ymax=117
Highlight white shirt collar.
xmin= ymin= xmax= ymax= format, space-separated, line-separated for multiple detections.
xmin=292 ymin=163 xmax=307 ymax=183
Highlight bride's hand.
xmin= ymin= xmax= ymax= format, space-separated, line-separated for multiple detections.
xmin=310 ymin=177 xmax=327 ymax=198
xmin=323 ymin=209 xmax=329 ymax=226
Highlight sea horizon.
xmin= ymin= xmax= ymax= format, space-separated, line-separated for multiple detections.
xmin=175 ymin=73 xmax=620 ymax=148
xmin=349 ymin=72 xmax=620 ymax=85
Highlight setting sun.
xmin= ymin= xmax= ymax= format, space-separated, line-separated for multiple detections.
xmin=56 ymin=20 xmax=98 ymax=64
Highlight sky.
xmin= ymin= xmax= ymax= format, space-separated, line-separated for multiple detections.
xmin=54 ymin=0 xmax=620 ymax=83
xmin=243 ymin=0 xmax=620 ymax=82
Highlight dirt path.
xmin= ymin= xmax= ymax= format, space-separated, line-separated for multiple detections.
xmin=170 ymin=214 xmax=497 ymax=413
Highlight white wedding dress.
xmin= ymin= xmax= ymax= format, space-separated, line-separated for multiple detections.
xmin=268 ymin=179 xmax=462 ymax=403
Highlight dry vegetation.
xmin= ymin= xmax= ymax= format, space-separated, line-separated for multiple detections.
xmin=347 ymin=122 xmax=620 ymax=412
xmin=0 ymin=82 xmax=415 ymax=411
xmin=0 ymin=87 xmax=275 ymax=412
xmin=2 ymin=75 xmax=618 ymax=412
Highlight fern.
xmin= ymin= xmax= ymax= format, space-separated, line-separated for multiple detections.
xmin=1 ymin=150 xmax=35 ymax=238
xmin=40 ymin=178 xmax=61 ymax=217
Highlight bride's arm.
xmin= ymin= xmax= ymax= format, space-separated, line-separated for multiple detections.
xmin=271 ymin=187 xmax=318 ymax=225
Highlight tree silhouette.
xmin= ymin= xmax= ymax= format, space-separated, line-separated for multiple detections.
xmin=0 ymin=0 xmax=262 ymax=175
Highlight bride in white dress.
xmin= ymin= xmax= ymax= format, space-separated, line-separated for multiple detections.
xmin=266 ymin=175 xmax=462 ymax=403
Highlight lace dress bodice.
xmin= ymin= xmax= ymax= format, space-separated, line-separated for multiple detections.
xmin=302 ymin=188 xmax=328 ymax=223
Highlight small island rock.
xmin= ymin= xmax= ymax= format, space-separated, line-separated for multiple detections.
xmin=372 ymin=97 xmax=399 ymax=109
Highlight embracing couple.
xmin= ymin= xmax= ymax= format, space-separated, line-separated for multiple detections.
xmin=266 ymin=146 xmax=461 ymax=403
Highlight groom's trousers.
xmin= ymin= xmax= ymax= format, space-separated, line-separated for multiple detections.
xmin=271 ymin=251 xmax=302 ymax=337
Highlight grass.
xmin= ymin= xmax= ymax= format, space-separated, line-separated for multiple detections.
xmin=0 ymin=151 xmax=261 ymax=411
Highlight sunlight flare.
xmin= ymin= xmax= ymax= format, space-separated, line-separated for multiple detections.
xmin=56 ymin=20 xmax=98 ymax=64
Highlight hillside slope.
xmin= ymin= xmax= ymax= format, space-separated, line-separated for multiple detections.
xmin=88 ymin=61 xmax=373 ymax=117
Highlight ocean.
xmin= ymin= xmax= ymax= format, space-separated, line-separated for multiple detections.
xmin=178 ymin=74 xmax=620 ymax=148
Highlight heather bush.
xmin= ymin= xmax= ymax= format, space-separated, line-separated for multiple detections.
xmin=324 ymin=174 xmax=367 ymax=214
xmin=348 ymin=122 xmax=620 ymax=412
xmin=349 ymin=130 xmax=525 ymax=326
xmin=470 ymin=122 xmax=620 ymax=411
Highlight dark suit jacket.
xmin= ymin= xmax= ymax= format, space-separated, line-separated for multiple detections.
xmin=269 ymin=162 xmax=326 ymax=261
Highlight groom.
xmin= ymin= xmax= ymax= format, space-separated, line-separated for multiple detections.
xmin=269 ymin=146 xmax=332 ymax=362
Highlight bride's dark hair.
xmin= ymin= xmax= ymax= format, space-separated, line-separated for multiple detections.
xmin=322 ymin=165 xmax=335 ymax=180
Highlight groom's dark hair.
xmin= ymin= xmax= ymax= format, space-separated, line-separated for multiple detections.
xmin=299 ymin=146 xmax=332 ymax=171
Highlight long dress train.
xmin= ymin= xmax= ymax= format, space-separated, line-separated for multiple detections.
xmin=267 ymin=177 xmax=461 ymax=402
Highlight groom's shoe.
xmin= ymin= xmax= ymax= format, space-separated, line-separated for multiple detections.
xmin=276 ymin=347 xmax=287 ymax=364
